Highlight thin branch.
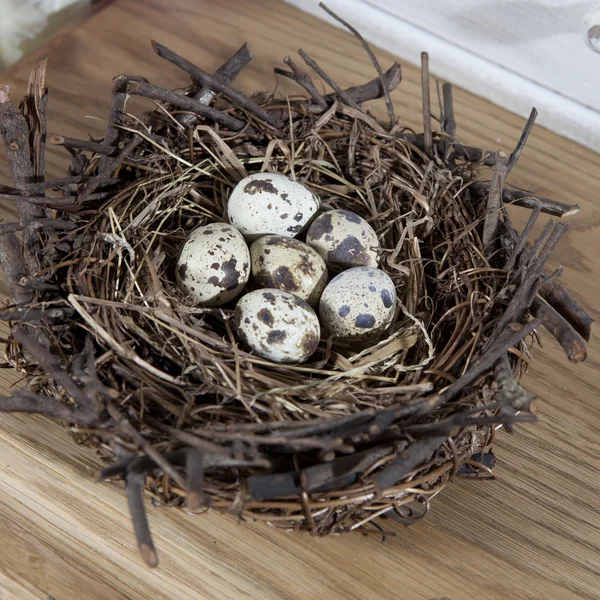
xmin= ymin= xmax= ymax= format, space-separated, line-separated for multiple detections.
xmin=0 ymin=306 xmax=73 ymax=322
xmin=0 ymin=389 xmax=82 ymax=422
xmin=298 ymin=49 xmax=362 ymax=111
xmin=494 ymin=354 xmax=537 ymax=412
xmin=421 ymin=52 xmax=432 ymax=156
xmin=0 ymin=192 xmax=80 ymax=208
xmin=151 ymin=40 xmax=282 ymax=129
xmin=442 ymin=83 xmax=456 ymax=139
xmin=277 ymin=56 xmax=327 ymax=108
xmin=504 ymin=200 xmax=541 ymax=271
xmin=531 ymin=297 xmax=587 ymax=362
xmin=12 ymin=325 xmax=100 ymax=419
xmin=331 ymin=62 xmax=402 ymax=105
xmin=472 ymin=183 xmax=580 ymax=217
xmin=507 ymin=107 xmax=537 ymax=174
xmin=178 ymin=43 xmax=253 ymax=127
xmin=482 ymin=151 xmax=508 ymax=248
xmin=438 ymin=318 xmax=543 ymax=406
xmin=99 ymin=73 xmax=128 ymax=171
xmin=0 ymin=86 xmax=38 ymax=295
xmin=492 ymin=223 xmax=569 ymax=340
xmin=0 ymin=218 xmax=76 ymax=236
xmin=185 ymin=449 xmax=208 ymax=510
xmin=106 ymin=403 xmax=187 ymax=489
xmin=122 ymin=75 xmax=249 ymax=132
xmin=538 ymin=278 xmax=593 ymax=341
xmin=373 ymin=436 xmax=448 ymax=490
xmin=81 ymin=135 xmax=143 ymax=199
xmin=125 ymin=470 xmax=158 ymax=567
xmin=319 ymin=2 xmax=395 ymax=127
xmin=50 ymin=134 xmax=117 ymax=156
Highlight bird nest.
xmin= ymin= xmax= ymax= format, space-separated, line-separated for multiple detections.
xmin=0 ymin=7 xmax=592 ymax=567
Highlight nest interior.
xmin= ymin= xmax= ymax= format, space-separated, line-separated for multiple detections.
xmin=0 ymin=8 xmax=592 ymax=568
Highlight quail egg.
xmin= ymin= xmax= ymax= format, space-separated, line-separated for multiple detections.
xmin=176 ymin=223 xmax=250 ymax=306
xmin=306 ymin=209 xmax=380 ymax=273
xmin=227 ymin=172 xmax=320 ymax=240
xmin=250 ymin=235 xmax=328 ymax=305
xmin=319 ymin=266 xmax=396 ymax=343
xmin=235 ymin=289 xmax=320 ymax=363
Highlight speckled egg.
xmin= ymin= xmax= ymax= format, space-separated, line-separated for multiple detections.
xmin=306 ymin=209 xmax=380 ymax=273
xmin=227 ymin=172 xmax=320 ymax=240
xmin=176 ymin=224 xmax=250 ymax=306
xmin=234 ymin=289 xmax=320 ymax=363
xmin=250 ymin=235 xmax=328 ymax=306
xmin=319 ymin=267 xmax=397 ymax=343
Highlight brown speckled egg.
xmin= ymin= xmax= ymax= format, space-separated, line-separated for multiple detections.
xmin=306 ymin=209 xmax=379 ymax=273
xmin=227 ymin=173 xmax=320 ymax=240
xmin=250 ymin=235 xmax=328 ymax=306
xmin=319 ymin=267 xmax=396 ymax=343
xmin=176 ymin=224 xmax=250 ymax=306
xmin=234 ymin=289 xmax=320 ymax=363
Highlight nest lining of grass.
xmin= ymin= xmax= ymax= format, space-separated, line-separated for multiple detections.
xmin=0 ymin=6 xmax=592 ymax=567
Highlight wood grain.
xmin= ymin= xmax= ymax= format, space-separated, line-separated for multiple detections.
xmin=0 ymin=1 xmax=599 ymax=598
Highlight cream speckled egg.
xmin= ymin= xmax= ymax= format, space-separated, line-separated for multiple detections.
xmin=176 ymin=224 xmax=250 ymax=306
xmin=319 ymin=267 xmax=396 ymax=343
xmin=250 ymin=235 xmax=328 ymax=306
xmin=234 ymin=289 xmax=320 ymax=363
xmin=306 ymin=209 xmax=380 ymax=273
xmin=227 ymin=173 xmax=320 ymax=240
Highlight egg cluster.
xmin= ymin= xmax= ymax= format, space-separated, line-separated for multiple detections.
xmin=176 ymin=172 xmax=398 ymax=363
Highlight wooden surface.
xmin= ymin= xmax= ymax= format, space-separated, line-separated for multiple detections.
xmin=0 ymin=1 xmax=599 ymax=598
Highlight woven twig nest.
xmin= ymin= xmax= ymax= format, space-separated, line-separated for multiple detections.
xmin=0 ymin=8 xmax=592 ymax=567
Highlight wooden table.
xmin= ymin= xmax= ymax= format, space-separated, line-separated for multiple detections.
xmin=0 ymin=1 xmax=598 ymax=598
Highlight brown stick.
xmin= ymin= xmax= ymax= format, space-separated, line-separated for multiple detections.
xmin=319 ymin=2 xmax=395 ymax=127
xmin=178 ymin=43 xmax=253 ymax=127
xmin=494 ymin=354 xmax=537 ymax=412
xmin=373 ymin=436 xmax=448 ymax=490
xmin=50 ymin=134 xmax=117 ymax=156
xmin=504 ymin=200 xmax=541 ymax=271
xmin=0 ymin=235 xmax=30 ymax=304
xmin=507 ymin=107 xmax=538 ymax=173
xmin=331 ymin=62 xmax=402 ymax=105
xmin=121 ymin=76 xmax=249 ymax=132
xmin=23 ymin=61 xmax=48 ymax=183
xmin=439 ymin=318 xmax=543 ymax=406
xmin=472 ymin=183 xmax=580 ymax=217
xmin=420 ymin=52 xmax=432 ymax=156
xmin=0 ymin=86 xmax=40 ymax=291
xmin=0 ymin=218 xmax=76 ymax=235
xmin=531 ymin=297 xmax=587 ymax=362
xmin=482 ymin=151 xmax=508 ymax=248
xmin=185 ymin=449 xmax=208 ymax=510
xmin=81 ymin=135 xmax=143 ymax=199
xmin=13 ymin=325 xmax=100 ymax=419
xmin=494 ymin=223 xmax=568 ymax=339
xmin=0 ymin=306 xmax=73 ymax=322
xmin=0 ymin=389 xmax=83 ymax=422
xmin=0 ymin=192 xmax=81 ymax=208
xmin=125 ymin=470 xmax=158 ymax=568
xmin=298 ymin=49 xmax=362 ymax=111
xmin=538 ymin=278 xmax=593 ymax=341
xmin=450 ymin=144 xmax=496 ymax=166
xmin=442 ymin=83 xmax=456 ymax=139
xmin=151 ymin=40 xmax=282 ymax=129
xmin=21 ymin=63 xmax=49 ymax=271
xmin=276 ymin=56 xmax=327 ymax=108
xmin=98 ymin=73 xmax=129 ymax=172
xmin=15 ymin=175 xmax=117 ymax=193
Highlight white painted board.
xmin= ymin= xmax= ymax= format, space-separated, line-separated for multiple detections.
xmin=284 ymin=0 xmax=600 ymax=152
